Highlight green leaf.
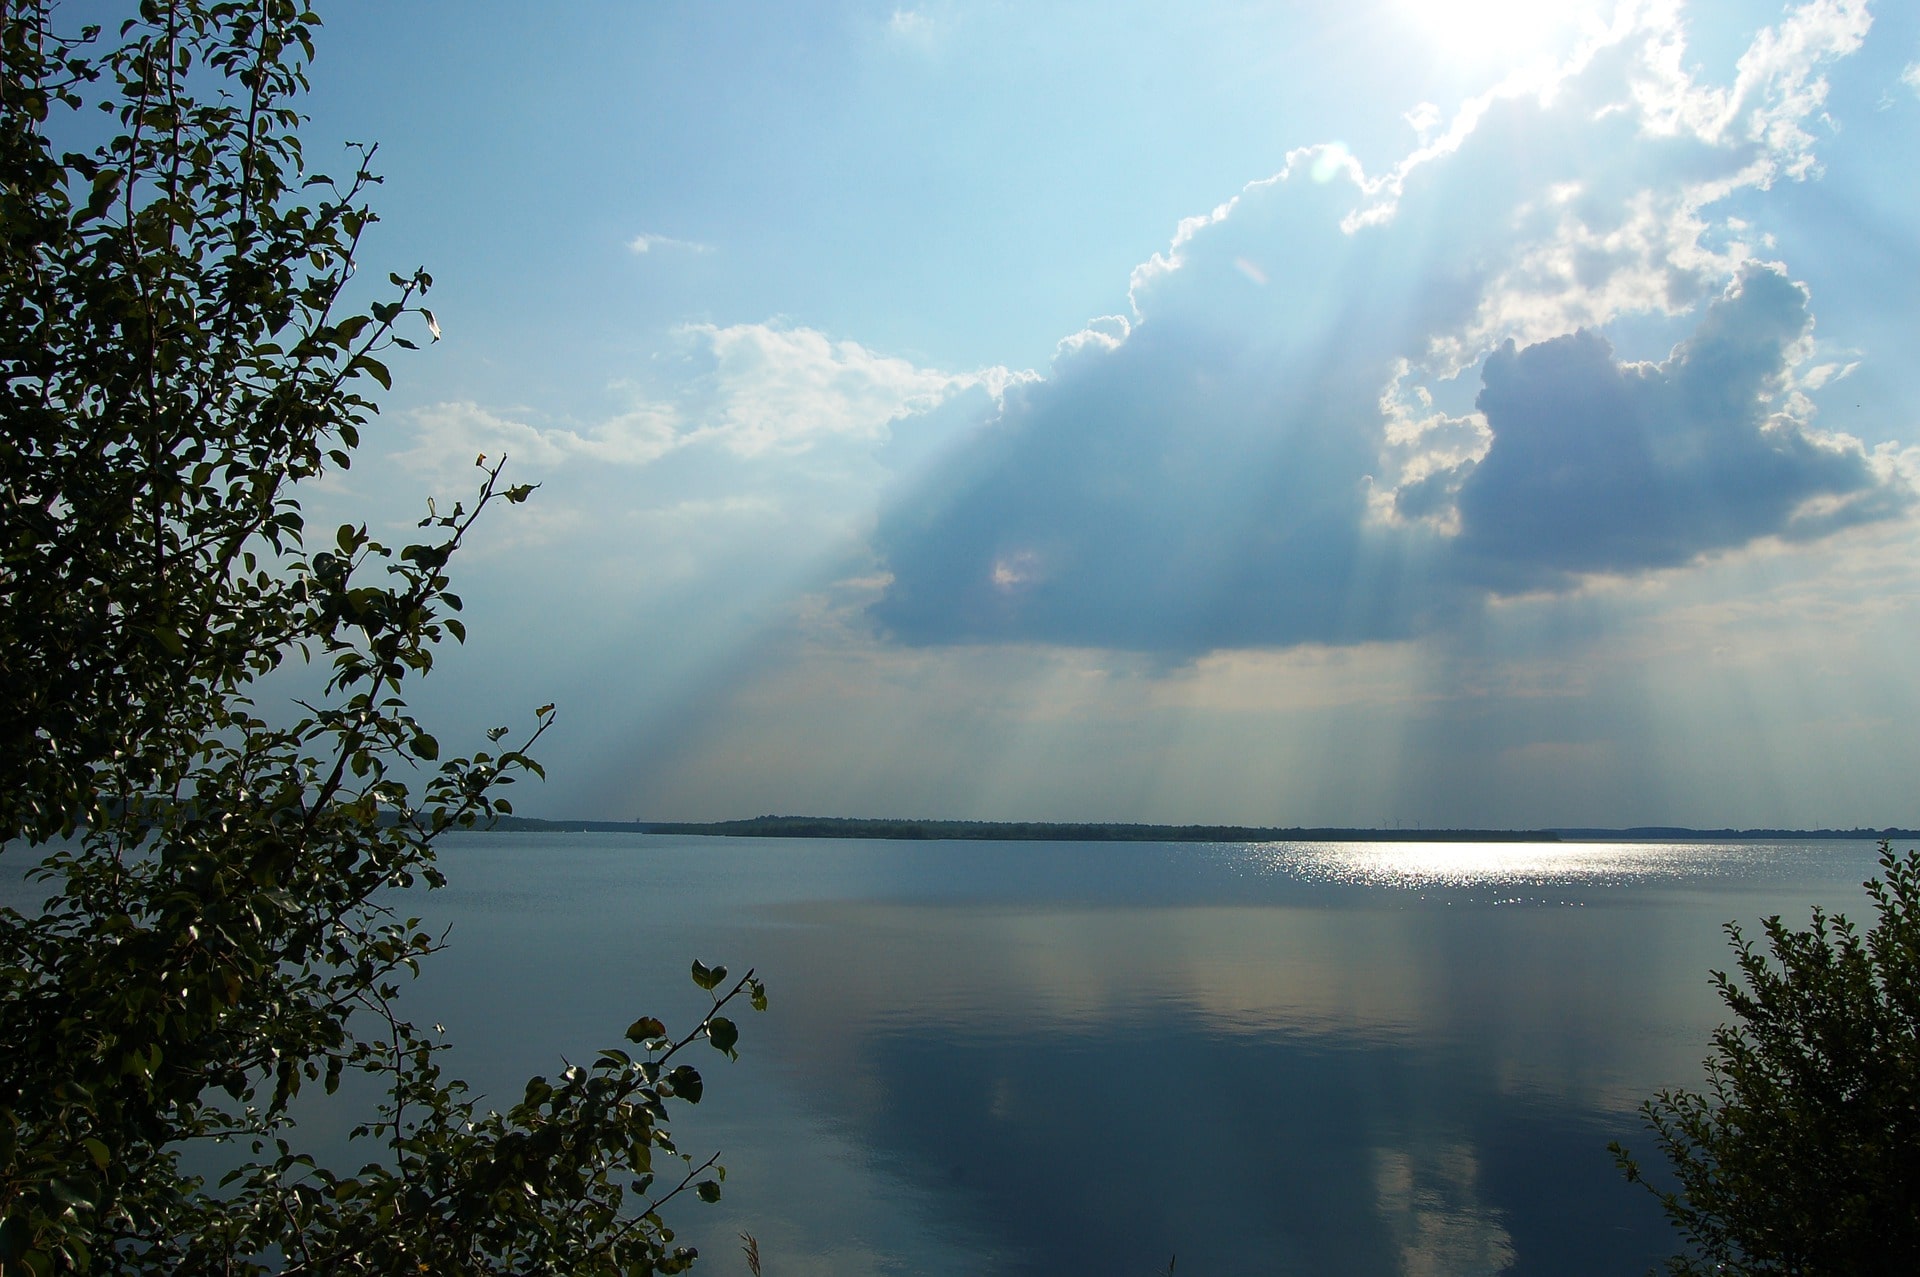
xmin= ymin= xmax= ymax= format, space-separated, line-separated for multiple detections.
xmin=690 ymin=960 xmax=726 ymax=991
xmin=46 ymin=1179 xmax=94 ymax=1210
xmin=695 ymin=1180 xmax=721 ymax=1203
xmin=625 ymin=1016 xmax=667 ymax=1044
xmin=706 ymin=1016 xmax=739 ymax=1058
xmin=352 ymin=354 xmax=393 ymax=390
xmin=666 ymin=1065 xmax=703 ymax=1104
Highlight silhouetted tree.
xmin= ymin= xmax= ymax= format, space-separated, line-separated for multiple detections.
xmin=1613 ymin=841 xmax=1920 ymax=1275
xmin=1 ymin=4 xmax=760 ymax=1271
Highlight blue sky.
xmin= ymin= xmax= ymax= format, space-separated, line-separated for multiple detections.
xmin=298 ymin=0 xmax=1920 ymax=827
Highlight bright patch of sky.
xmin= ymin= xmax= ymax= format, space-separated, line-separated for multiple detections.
xmin=303 ymin=0 xmax=1920 ymax=828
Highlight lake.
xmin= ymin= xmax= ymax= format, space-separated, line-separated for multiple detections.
xmin=3 ymin=832 xmax=1898 ymax=1274
xmin=396 ymin=833 xmax=1893 ymax=1277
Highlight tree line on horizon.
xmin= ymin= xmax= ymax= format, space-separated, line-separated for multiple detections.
xmin=490 ymin=813 xmax=1919 ymax=843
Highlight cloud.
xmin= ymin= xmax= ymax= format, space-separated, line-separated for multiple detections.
xmin=867 ymin=0 xmax=1911 ymax=658
xmin=673 ymin=322 xmax=1010 ymax=458
xmin=1443 ymin=265 xmax=1899 ymax=590
xmin=884 ymin=5 xmax=947 ymax=51
xmin=397 ymin=322 xmax=1014 ymax=481
xmin=395 ymin=401 xmax=680 ymax=483
xmin=628 ymin=232 xmax=711 ymax=255
xmin=869 ymin=319 xmax=1450 ymax=653
xmin=1631 ymin=0 xmax=1869 ymax=167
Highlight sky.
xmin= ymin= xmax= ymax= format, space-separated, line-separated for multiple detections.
xmin=285 ymin=0 xmax=1920 ymax=828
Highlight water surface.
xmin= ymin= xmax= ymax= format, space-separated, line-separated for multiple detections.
xmin=3 ymin=833 xmax=1895 ymax=1274
xmin=400 ymin=834 xmax=1892 ymax=1277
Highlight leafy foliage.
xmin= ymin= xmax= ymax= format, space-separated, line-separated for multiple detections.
xmin=1613 ymin=841 xmax=1920 ymax=1275
xmin=0 ymin=3 xmax=761 ymax=1271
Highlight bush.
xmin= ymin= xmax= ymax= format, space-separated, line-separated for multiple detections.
xmin=1613 ymin=840 xmax=1920 ymax=1275
xmin=0 ymin=4 xmax=760 ymax=1272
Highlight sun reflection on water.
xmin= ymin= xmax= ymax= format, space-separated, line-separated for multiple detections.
xmin=1241 ymin=839 xmax=1726 ymax=891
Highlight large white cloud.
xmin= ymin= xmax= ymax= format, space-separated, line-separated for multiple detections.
xmin=868 ymin=0 xmax=1910 ymax=656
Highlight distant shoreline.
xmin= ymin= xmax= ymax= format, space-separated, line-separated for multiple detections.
xmin=477 ymin=814 xmax=1920 ymax=844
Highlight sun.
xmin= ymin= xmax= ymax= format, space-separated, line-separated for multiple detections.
xmin=1395 ymin=0 xmax=1613 ymax=76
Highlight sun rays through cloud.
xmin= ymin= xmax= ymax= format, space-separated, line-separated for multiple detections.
xmin=321 ymin=0 xmax=1920 ymax=826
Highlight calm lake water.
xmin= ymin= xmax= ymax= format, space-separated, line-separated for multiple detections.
xmin=5 ymin=833 xmax=1902 ymax=1274
xmin=410 ymin=833 xmax=1896 ymax=1277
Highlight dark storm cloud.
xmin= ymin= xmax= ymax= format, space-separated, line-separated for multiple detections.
xmin=870 ymin=321 xmax=1448 ymax=654
xmin=1449 ymin=265 xmax=1901 ymax=590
